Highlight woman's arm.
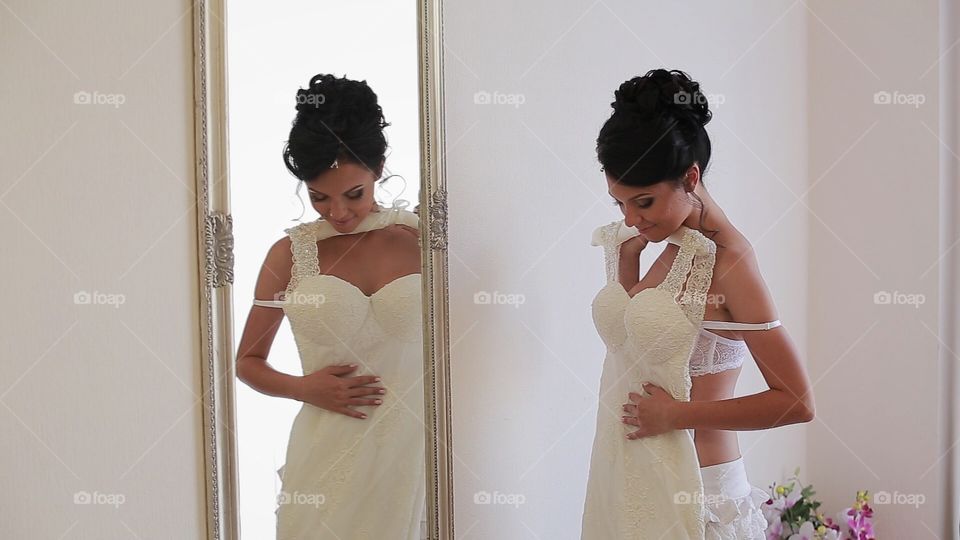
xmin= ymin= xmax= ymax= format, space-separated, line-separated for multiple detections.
xmin=235 ymin=236 xmax=301 ymax=401
xmin=672 ymin=248 xmax=815 ymax=431
xmin=618 ymin=235 xmax=649 ymax=291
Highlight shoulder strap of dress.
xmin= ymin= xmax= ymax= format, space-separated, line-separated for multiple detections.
xmin=283 ymin=221 xmax=320 ymax=296
xmin=592 ymin=221 xmax=622 ymax=283
xmin=657 ymin=227 xmax=717 ymax=324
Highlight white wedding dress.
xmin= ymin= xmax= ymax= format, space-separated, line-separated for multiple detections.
xmin=253 ymin=202 xmax=426 ymax=539
xmin=581 ymin=222 xmax=717 ymax=539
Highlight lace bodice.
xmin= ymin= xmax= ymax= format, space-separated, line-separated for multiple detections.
xmin=591 ymin=220 xmax=781 ymax=377
xmin=582 ymin=221 xmax=715 ymax=538
xmin=263 ymin=200 xmax=427 ymax=539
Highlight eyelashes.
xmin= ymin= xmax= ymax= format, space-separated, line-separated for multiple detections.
xmin=310 ymin=191 xmax=364 ymax=203
xmin=610 ymin=198 xmax=653 ymax=209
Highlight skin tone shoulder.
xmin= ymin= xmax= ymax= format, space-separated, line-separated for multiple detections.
xmin=608 ymin=163 xmax=816 ymax=440
xmin=235 ymin=159 xmax=418 ymax=420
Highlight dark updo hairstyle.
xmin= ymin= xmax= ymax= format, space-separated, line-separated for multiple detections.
xmin=597 ymin=68 xmax=718 ymax=239
xmin=282 ymin=73 xmax=390 ymax=182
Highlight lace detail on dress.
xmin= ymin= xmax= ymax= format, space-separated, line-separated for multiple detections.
xmin=656 ymin=226 xmax=717 ymax=327
xmin=283 ymin=221 xmax=320 ymax=299
xmin=598 ymin=220 xmax=622 ymax=283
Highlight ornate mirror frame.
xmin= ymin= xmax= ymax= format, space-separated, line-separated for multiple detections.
xmin=190 ymin=0 xmax=455 ymax=538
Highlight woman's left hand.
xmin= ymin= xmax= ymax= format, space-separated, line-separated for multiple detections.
xmin=622 ymin=383 xmax=678 ymax=439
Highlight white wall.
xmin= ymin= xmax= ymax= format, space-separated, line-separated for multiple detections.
xmin=444 ymin=1 xmax=809 ymax=538
xmin=0 ymin=0 xmax=204 ymax=538
xmin=806 ymin=1 xmax=944 ymax=536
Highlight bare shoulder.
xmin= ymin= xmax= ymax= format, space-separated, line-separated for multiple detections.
xmin=254 ymin=235 xmax=294 ymax=300
xmin=712 ymin=235 xmax=779 ymax=322
xmin=376 ymin=223 xmax=420 ymax=246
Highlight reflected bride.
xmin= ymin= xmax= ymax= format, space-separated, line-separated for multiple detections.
xmin=235 ymin=74 xmax=425 ymax=539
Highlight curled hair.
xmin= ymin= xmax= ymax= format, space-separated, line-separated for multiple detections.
xmin=282 ymin=73 xmax=390 ymax=182
xmin=597 ymin=69 xmax=718 ymax=239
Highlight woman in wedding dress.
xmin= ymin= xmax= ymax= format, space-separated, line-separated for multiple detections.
xmin=235 ymin=74 xmax=426 ymax=539
xmin=581 ymin=69 xmax=816 ymax=539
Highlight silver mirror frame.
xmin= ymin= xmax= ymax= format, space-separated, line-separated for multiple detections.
xmin=191 ymin=0 xmax=455 ymax=538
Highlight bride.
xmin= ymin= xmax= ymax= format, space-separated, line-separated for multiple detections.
xmin=581 ymin=69 xmax=816 ymax=539
xmin=235 ymin=74 xmax=426 ymax=539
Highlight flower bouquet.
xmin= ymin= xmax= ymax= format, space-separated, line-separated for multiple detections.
xmin=761 ymin=467 xmax=875 ymax=539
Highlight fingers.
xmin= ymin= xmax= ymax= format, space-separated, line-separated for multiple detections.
xmin=622 ymin=403 xmax=637 ymax=414
xmin=347 ymin=385 xmax=386 ymax=397
xmin=325 ymin=364 xmax=359 ymax=376
xmin=335 ymin=407 xmax=368 ymax=420
xmin=622 ymin=416 xmax=641 ymax=427
xmin=345 ymin=375 xmax=382 ymax=387
xmin=347 ymin=397 xmax=383 ymax=406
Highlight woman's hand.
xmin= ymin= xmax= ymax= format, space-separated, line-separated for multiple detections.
xmin=620 ymin=234 xmax=649 ymax=255
xmin=622 ymin=382 xmax=678 ymax=439
xmin=296 ymin=364 xmax=386 ymax=419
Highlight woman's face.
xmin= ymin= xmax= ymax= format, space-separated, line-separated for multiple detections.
xmin=305 ymin=160 xmax=382 ymax=234
xmin=606 ymin=166 xmax=696 ymax=242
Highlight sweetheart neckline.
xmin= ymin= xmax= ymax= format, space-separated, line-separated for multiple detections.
xmin=294 ymin=272 xmax=420 ymax=300
xmin=600 ymin=281 xmax=745 ymax=343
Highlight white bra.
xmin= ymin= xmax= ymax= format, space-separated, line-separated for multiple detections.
xmin=591 ymin=222 xmax=781 ymax=377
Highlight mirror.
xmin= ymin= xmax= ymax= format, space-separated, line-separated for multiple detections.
xmin=192 ymin=0 xmax=451 ymax=538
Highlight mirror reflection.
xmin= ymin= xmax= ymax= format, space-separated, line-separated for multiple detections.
xmin=227 ymin=2 xmax=425 ymax=538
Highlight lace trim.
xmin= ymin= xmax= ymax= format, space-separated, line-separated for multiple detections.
xmin=598 ymin=221 xmax=622 ymax=283
xmin=690 ymin=333 xmax=749 ymax=377
xmin=704 ymin=485 xmax=770 ymax=540
xmin=656 ymin=227 xmax=717 ymax=327
xmin=283 ymin=221 xmax=320 ymax=299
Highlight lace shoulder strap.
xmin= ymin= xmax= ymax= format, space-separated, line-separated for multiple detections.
xmin=592 ymin=221 xmax=622 ymax=283
xmin=283 ymin=221 xmax=320 ymax=297
xmin=656 ymin=227 xmax=717 ymax=324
